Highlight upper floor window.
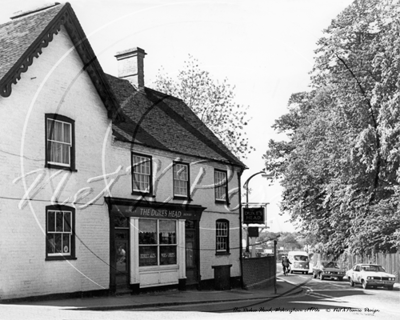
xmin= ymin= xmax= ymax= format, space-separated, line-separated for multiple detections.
xmin=173 ymin=162 xmax=190 ymax=199
xmin=132 ymin=153 xmax=152 ymax=194
xmin=216 ymin=219 xmax=229 ymax=254
xmin=45 ymin=114 xmax=75 ymax=170
xmin=46 ymin=205 xmax=76 ymax=260
xmin=214 ymin=169 xmax=228 ymax=203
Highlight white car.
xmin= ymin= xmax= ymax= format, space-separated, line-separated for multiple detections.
xmin=346 ymin=264 xmax=396 ymax=290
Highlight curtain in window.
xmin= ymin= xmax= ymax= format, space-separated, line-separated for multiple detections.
xmin=47 ymin=119 xmax=71 ymax=165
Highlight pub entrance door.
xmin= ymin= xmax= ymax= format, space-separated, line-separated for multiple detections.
xmin=185 ymin=220 xmax=199 ymax=285
xmin=111 ymin=216 xmax=130 ymax=293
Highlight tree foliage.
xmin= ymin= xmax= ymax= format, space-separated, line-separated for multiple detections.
xmin=153 ymin=55 xmax=254 ymax=160
xmin=264 ymin=0 xmax=400 ymax=254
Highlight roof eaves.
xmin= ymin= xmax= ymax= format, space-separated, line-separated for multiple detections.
xmin=0 ymin=2 xmax=123 ymax=123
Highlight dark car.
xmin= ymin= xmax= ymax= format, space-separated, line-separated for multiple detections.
xmin=312 ymin=261 xmax=346 ymax=281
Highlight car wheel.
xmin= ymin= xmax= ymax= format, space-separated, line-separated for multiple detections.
xmin=350 ymin=278 xmax=355 ymax=287
xmin=290 ymin=270 xmax=293 ymax=274
xmin=362 ymin=280 xmax=369 ymax=289
xmin=319 ymin=272 xmax=324 ymax=281
xmin=387 ymin=285 xmax=394 ymax=291
xmin=338 ymin=277 xmax=343 ymax=281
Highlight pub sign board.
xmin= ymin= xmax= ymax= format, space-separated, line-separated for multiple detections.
xmin=243 ymin=207 xmax=265 ymax=225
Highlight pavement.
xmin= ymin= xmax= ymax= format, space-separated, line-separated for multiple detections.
xmin=6 ymin=277 xmax=303 ymax=311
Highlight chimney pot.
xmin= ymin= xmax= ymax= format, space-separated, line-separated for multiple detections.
xmin=115 ymin=47 xmax=146 ymax=89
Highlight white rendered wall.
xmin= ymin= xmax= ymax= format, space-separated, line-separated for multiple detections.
xmin=0 ymin=26 xmax=112 ymax=299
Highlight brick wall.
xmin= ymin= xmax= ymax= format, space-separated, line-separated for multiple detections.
xmin=242 ymin=257 xmax=275 ymax=288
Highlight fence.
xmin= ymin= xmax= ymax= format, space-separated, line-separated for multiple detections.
xmin=315 ymin=251 xmax=400 ymax=283
xmin=340 ymin=252 xmax=400 ymax=282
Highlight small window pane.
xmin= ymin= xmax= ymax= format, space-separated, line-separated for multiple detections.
xmin=62 ymin=234 xmax=70 ymax=253
xmin=64 ymin=212 xmax=71 ymax=232
xmin=114 ymin=215 xmax=129 ymax=228
xmin=47 ymin=234 xmax=56 ymax=254
xmin=139 ymin=246 xmax=157 ymax=266
xmin=160 ymin=246 xmax=177 ymax=265
xmin=56 ymin=212 xmax=63 ymax=232
xmin=139 ymin=219 xmax=157 ymax=244
xmin=54 ymin=234 xmax=62 ymax=253
xmin=47 ymin=211 xmax=55 ymax=232
xmin=159 ymin=220 xmax=176 ymax=244
xmin=63 ymin=122 xmax=71 ymax=143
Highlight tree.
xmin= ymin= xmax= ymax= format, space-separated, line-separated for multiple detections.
xmin=153 ymin=55 xmax=254 ymax=160
xmin=264 ymin=0 xmax=400 ymax=253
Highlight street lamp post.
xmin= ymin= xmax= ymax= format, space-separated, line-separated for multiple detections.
xmin=243 ymin=169 xmax=273 ymax=254
xmin=274 ymin=239 xmax=277 ymax=294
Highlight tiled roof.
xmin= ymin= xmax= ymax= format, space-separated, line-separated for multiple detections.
xmin=107 ymin=75 xmax=245 ymax=167
xmin=0 ymin=4 xmax=63 ymax=80
xmin=0 ymin=2 xmax=123 ymax=121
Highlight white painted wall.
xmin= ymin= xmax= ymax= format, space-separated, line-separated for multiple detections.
xmin=0 ymin=25 xmax=242 ymax=299
xmin=0 ymin=26 xmax=112 ymax=299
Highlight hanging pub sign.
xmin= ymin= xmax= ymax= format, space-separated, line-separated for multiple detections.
xmin=248 ymin=226 xmax=259 ymax=237
xmin=243 ymin=207 xmax=265 ymax=225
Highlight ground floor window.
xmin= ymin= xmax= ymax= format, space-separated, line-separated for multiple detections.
xmin=139 ymin=219 xmax=177 ymax=266
xmin=216 ymin=219 xmax=229 ymax=254
xmin=46 ymin=205 xmax=75 ymax=260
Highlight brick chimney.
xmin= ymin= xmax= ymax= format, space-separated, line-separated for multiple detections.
xmin=115 ymin=47 xmax=146 ymax=89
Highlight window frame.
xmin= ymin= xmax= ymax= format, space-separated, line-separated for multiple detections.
xmin=215 ymin=219 xmax=230 ymax=255
xmin=173 ymin=161 xmax=190 ymax=200
xmin=138 ymin=219 xmax=177 ymax=267
xmin=131 ymin=153 xmax=153 ymax=196
xmin=45 ymin=114 xmax=76 ymax=171
xmin=214 ymin=169 xmax=229 ymax=205
xmin=45 ymin=205 xmax=76 ymax=261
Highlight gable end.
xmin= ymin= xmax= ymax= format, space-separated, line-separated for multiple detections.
xmin=0 ymin=3 xmax=123 ymax=122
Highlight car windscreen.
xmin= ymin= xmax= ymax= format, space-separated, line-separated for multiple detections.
xmin=294 ymin=255 xmax=308 ymax=261
xmin=361 ymin=265 xmax=385 ymax=272
xmin=322 ymin=262 xmax=339 ymax=268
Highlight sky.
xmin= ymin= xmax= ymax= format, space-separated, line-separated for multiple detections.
xmin=0 ymin=0 xmax=354 ymax=233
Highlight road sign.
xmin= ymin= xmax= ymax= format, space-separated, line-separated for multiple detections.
xmin=243 ymin=207 xmax=265 ymax=225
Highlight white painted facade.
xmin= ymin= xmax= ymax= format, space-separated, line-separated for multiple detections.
xmin=0 ymin=25 xmax=242 ymax=300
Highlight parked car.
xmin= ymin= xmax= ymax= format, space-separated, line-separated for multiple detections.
xmin=346 ymin=264 xmax=396 ymax=290
xmin=313 ymin=261 xmax=346 ymax=281
xmin=287 ymin=251 xmax=309 ymax=274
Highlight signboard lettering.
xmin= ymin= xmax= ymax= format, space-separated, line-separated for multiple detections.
xmin=243 ymin=207 xmax=265 ymax=224
xmin=113 ymin=204 xmax=202 ymax=220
